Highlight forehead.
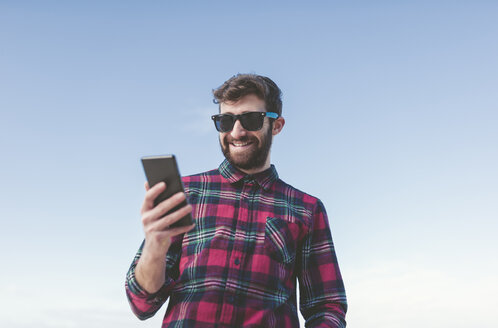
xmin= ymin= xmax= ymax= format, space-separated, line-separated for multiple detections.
xmin=220 ymin=94 xmax=266 ymax=114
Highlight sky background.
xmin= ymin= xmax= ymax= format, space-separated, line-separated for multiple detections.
xmin=1 ymin=1 xmax=497 ymax=327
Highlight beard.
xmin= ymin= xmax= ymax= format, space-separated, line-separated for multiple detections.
xmin=219 ymin=125 xmax=273 ymax=171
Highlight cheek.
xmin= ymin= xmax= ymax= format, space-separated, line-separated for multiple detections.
xmin=258 ymin=126 xmax=271 ymax=141
xmin=219 ymin=133 xmax=228 ymax=146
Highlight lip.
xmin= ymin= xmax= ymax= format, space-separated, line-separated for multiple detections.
xmin=231 ymin=141 xmax=252 ymax=147
xmin=230 ymin=141 xmax=254 ymax=150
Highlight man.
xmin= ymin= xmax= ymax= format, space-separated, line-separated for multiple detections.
xmin=125 ymin=74 xmax=347 ymax=327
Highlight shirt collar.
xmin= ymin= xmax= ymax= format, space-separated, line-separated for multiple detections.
xmin=218 ymin=159 xmax=279 ymax=191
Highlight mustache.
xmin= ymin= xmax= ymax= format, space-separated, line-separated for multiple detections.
xmin=224 ymin=135 xmax=258 ymax=144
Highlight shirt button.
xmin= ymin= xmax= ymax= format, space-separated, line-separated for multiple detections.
xmin=234 ymin=258 xmax=240 ymax=265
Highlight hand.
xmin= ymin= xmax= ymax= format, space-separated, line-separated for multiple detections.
xmin=140 ymin=181 xmax=195 ymax=256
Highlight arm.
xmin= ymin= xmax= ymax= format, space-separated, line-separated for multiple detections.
xmin=125 ymin=237 xmax=183 ymax=319
xmin=298 ymin=200 xmax=347 ymax=328
xmin=125 ymin=181 xmax=194 ymax=320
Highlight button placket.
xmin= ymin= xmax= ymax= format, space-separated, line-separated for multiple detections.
xmin=219 ymin=180 xmax=252 ymax=323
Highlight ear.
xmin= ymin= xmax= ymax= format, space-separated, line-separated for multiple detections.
xmin=272 ymin=116 xmax=285 ymax=136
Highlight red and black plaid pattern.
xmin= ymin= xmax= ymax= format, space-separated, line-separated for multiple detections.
xmin=126 ymin=160 xmax=347 ymax=327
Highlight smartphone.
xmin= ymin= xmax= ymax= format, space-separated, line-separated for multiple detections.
xmin=141 ymin=154 xmax=193 ymax=228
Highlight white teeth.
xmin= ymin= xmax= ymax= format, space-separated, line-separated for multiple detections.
xmin=232 ymin=141 xmax=250 ymax=147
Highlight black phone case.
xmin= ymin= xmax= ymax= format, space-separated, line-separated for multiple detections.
xmin=141 ymin=155 xmax=193 ymax=228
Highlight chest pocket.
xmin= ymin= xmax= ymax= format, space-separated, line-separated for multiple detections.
xmin=264 ymin=217 xmax=301 ymax=265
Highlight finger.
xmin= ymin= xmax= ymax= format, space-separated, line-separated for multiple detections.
xmin=148 ymin=191 xmax=187 ymax=220
xmin=164 ymin=223 xmax=196 ymax=238
xmin=141 ymin=181 xmax=166 ymax=213
xmin=154 ymin=203 xmax=192 ymax=231
xmin=152 ymin=223 xmax=195 ymax=247
xmin=144 ymin=181 xmax=150 ymax=191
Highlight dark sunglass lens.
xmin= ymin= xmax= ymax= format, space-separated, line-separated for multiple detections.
xmin=240 ymin=112 xmax=264 ymax=131
xmin=218 ymin=115 xmax=235 ymax=132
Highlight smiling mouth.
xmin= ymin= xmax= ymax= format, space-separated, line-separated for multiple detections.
xmin=231 ymin=141 xmax=253 ymax=147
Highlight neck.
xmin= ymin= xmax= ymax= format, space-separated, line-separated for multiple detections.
xmin=236 ymin=162 xmax=271 ymax=175
xmin=235 ymin=153 xmax=271 ymax=175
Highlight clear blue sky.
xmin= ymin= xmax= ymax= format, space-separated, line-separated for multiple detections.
xmin=1 ymin=1 xmax=497 ymax=327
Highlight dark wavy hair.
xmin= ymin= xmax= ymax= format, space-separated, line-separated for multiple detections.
xmin=212 ymin=74 xmax=283 ymax=116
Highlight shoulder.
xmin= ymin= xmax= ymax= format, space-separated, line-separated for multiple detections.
xmin=272 ymin=178 xmax=327 ymax=227
xmin=275 ymin=177 xmax=323 ymax=208
xmin=181 ymin=168 xmax=222 ymax=191
xmin=182 ymin=169 xmax=220 ymax=182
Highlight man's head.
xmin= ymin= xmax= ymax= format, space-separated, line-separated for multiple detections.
xmin=212 ymin=74 xmax=285 ymax=174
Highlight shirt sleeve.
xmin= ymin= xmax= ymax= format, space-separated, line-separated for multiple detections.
xmin=298 ymin=200 xmax=348 ymax=328
xmin=125 ymin=238 xmax=182 ymax=320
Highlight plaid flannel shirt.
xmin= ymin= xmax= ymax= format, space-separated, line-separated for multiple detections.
xmin=126 ymin=160 xmax=347 ymax=327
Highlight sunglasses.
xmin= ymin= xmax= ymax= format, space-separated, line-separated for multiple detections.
xmin=211 ymin=111 xmax=279 ymax=132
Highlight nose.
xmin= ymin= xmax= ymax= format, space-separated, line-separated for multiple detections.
xmin=230 ymin=118 xmax=247 ymax=139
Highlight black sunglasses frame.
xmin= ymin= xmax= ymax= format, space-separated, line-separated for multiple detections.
xmin=211 ymin=111 xmax=279 ymax=132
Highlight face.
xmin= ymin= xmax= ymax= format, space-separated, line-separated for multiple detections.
xmin=218 ymin=94 xmax=275 ymax=173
